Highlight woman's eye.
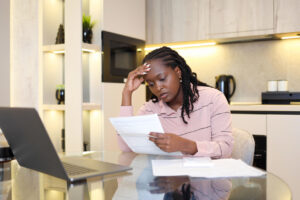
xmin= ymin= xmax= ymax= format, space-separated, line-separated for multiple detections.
xmin=159 ymin=78 xmax=165 ymax=82
xmin=148 ymin=82 xmax=154 ymax=87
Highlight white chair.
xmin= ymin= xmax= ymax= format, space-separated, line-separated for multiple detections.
xmin=231 ymin=128 xmax=255 ymax=165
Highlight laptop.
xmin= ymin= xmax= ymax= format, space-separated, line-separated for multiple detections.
xmin=0 ymin=107 xmax=131 ymax=182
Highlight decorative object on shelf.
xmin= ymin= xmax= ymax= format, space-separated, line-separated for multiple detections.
xmin=55 ymin=84 xmax=65 ymax=104
xmin=82 ymin=13 xmax=96 ymax=43
xmin=0 ymin=129 xmax=14 ymax=163
xmin=55 ymin=24 xmax=65 ymax=44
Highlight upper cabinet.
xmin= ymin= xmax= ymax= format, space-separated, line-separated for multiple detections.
xmin=209 ymin=0 xmax=274 ymax=38
xmin=146 ymin=0 xmax=210 ymax=44
xmin=146 ymin=0 xmax=300 ymax=44
xmin=274 ymin=0 xmax=300 ymax=33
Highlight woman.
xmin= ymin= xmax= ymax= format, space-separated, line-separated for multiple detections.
xmin=119 ymin=46 xmax=233 ymax=158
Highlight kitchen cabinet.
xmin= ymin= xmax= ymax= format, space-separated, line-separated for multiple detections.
xmin=146 ymin=0 xmax=210 ymax=44
xmin=274 ymin=0 xmax=300 ymax=33
xmin=209 ymin=0 xmax=274 ymax=38
xmin=146 ymin=0 xmax=275 ymax=44
xmin=267 ymin=115 xmax=300 ymax=200
xmin=231 ymin=114 xmax=267 ymax=135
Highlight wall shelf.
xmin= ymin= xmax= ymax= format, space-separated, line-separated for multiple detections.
xmin=43 ymin=43 xmax=100 ymax=53
xmin=43 ymin=103 xmax=101 ymax=111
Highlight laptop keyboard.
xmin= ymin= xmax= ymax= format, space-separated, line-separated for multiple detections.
xmin=62 ymin=162 xmax=97 ymax=176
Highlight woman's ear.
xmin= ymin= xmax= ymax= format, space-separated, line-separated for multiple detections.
xmin=174 ymin=66 xmax=182 ymax=78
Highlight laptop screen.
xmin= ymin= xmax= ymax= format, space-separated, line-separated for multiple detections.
xmin=0 ymin=107 xmax=68 ymax=180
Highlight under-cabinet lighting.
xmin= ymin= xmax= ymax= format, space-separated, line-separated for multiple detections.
xmin=145 ymin=42 xmax=216 ymax=51
xmin=137 ymin=48 xmax=142 ymax=52
xmin=52 ymin=49 xmax=97 ymax=54
xmin=281 ymin=36 xmax=300 ymax=40
xmin=53 ymin=50 xmax=65 ymax=54
xmin=82 ymin=48 xmax=96 ymax=53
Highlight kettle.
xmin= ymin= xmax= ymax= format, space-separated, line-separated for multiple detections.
xmin=215 ymin=75 xmax=236 ymax=103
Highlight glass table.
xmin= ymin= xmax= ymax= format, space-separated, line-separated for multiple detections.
xmin=0 ymin=151 xmax=292 ymax=200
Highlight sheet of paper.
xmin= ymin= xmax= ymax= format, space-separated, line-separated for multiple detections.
xmin=110 ymin=114 xmax=182 ymax=156
xmin=182 ymin=157 xmax=214 ymax=167
xmin=152 ymin=158 xmax=266 ymax=178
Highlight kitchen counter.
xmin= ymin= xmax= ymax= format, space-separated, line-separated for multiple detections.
xmin=230 ymin=102 xmax=300 ymax=113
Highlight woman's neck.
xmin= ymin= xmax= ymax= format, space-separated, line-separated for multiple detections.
xmin=167 ymin=87 xmax=184 ymax=111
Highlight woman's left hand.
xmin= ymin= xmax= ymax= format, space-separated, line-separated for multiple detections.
xmin=149 ymin=132 xmax=197 ymax=155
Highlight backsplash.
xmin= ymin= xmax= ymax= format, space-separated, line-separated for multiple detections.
xmin=176 ymin=39 xmax=300 ymax=103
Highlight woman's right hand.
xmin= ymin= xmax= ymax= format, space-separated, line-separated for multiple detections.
xmin=123 ymin=63 xmax=151 ymax=94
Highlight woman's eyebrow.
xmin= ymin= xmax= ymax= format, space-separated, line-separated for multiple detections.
xmin=155 ymin=72 xmax=165 ymax=78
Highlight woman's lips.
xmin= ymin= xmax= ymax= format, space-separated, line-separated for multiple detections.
xmin=160 ymin=93 xmax=168 ymax=99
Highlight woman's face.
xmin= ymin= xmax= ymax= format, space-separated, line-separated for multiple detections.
xmin=143 ymin=59 xmax=183 ymax=106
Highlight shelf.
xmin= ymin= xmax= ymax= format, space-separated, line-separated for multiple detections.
xmin=43 ymin=103 xmax=101 ymax=111
xmin=43 ymin=104 xmax=65 ymax=111
xmin=43 ymin=43 xmax=100 ymax=53
xmin=82 ymin=103 xmax=101 ymax=110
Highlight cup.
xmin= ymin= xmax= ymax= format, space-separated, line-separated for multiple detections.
xmin=267 ymin=80 xmax=277 ymax=92
xmin=277 ymin=80 xmax=288 ymax=91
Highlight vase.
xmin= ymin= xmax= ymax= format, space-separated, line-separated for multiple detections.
xmin=55 ymin=88 xmax=65 ymax=104
xmin=83 ymin=28 xmax=93 ymax=43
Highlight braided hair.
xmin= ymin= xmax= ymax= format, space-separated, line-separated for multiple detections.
xmin=143 ymin=46 xmax=209 ymax=124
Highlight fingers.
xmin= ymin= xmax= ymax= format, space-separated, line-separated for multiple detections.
xmin=128 ymin=63 xmax=151 ymax=79
xmin=148 ymin=132 xmax=165 ymax=142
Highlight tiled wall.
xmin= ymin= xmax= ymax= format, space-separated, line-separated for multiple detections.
xmin=176 ymin=39 xmax=300 ymax=102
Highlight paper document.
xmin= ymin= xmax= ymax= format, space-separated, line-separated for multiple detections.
xmin=182 ymin=157 xmax=214 ymax=167
xmin=152 ymin=158 xmax=266 ymax=178
xmin=110 ymin=114 xmax=182 ymax=156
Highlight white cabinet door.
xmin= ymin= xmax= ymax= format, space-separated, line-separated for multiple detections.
xmin=146 ymin=0 xmax=209 ymax=44
xmin=231 ymin=114 xmax=267 ymax=135
xmin=267 ymin=115 xmax=300 ymax=200
xmin=274 ymin=0 xmax=300 ymax=33
xmin=209 ymin=0 xmax=274 ymax=38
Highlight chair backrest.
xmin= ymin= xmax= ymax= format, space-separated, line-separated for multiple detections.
xmin=231 ymin=128 xmax=255 ymax=165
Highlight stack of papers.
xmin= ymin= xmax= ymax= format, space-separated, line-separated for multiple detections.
xmin=152 ymin=158 xmax=266 ymax=178
xmin=110 ymin=114 xmax=182 ymax=156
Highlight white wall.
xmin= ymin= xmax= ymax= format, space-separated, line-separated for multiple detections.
xmin=0 ymin=0 xmax=10 ymax=106
xmin=101 ymin=83 xmax=145 ymax=151
xmin=175 ymin=39 xmax=300 ymax=102
xmin=103 ymin=0 xmax=145 ymax=40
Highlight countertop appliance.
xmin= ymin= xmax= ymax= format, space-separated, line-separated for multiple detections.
xmin=215 ymin=75 xmax=236 ymax=103
xmin=262 ymin=92 xmax=300 ymax=104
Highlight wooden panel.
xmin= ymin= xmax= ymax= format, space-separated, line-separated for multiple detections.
xmin=274 ymin=0 xmax=300 ymax=33
xmin=231 ymin=114 xmax=267 ymax=135
xmin=267 ymin=115 xmax=300 ymax=200
xmin=209 ymin=0 xmax=273 ymax=38
xmin=146 ymin=0 xmax=209 ymax=44
xmin=0 ymin=0 xmax=10 ymax=106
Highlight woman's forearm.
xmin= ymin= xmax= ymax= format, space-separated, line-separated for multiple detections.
xmin=121 ymin=90 xmax=133 ymax=106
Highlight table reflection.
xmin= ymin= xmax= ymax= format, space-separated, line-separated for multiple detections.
xmin=150 ymin=177 xmax=231 ymax=200
xmin=0 ymin=152 xmax=292 ymax=200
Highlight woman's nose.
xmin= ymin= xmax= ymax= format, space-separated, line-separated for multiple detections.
xmin=155 ymin=83 xmax=163 ymax=91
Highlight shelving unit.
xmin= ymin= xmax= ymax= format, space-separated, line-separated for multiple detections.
xmin=42 ymin=0 xmax=102 ymax=154
xmin=43 ymin=43 xmax=100 ymax=53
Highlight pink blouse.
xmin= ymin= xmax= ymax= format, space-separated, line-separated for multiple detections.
xmin=118 ymin=86 xmax=233 ymax=158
